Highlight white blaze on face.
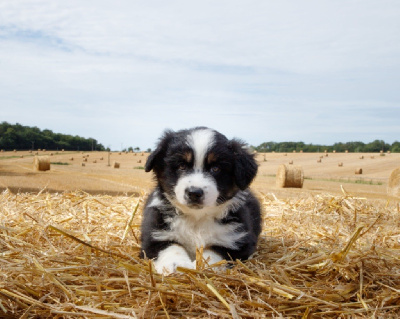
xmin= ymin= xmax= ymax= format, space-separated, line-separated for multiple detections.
xmin=187 ymin=128 xmax=215 ymax=171
xmin=174 ymin=128 xmax=219 ymax=209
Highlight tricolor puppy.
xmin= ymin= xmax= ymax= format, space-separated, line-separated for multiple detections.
xmin=140 ymin=127 xmax=261 ymax=275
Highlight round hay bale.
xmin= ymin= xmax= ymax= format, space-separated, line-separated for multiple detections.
xmin=113 ymin=161 xmax=120 ymax=169
xmin=34 ymin=156 xmax=50 ymax=171
xmin=325 ymin=153 xmax=329 ymax=157
xmin=388 ymin=167 xmax=400 ymax=197
xmin=355 ymin=168 xmax=363 ymax=175
xmin=276 ymin=164 xmax=304 ymax=188
xmin=70 ymin=157 xmax=74 ymax=161
xmin=93 ymin=160 xmax=97 ymax=163
xmin=338 ymin=162 xmax=343 ymax=167
xmin=317 ymin=159 xmax=322 ymax=163
xmin=289 ymin=160 xmax=293 ymax=164
xmin=81 ymin=163 xmax=86 ymax=167
xmin=359 ymin=156 xmax=364 ymax=159
xmin=345 ymin=150 xmax=349 ymax=153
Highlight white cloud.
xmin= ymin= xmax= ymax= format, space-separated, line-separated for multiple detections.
xmin=0 ymin=0 xmax=399 ymax=150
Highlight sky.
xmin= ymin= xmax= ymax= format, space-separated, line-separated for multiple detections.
xmin=1 ymin=1 xmax=399 ymax=151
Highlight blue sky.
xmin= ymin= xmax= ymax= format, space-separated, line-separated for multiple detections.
xmin=0 ymin=0 xmax=399 ymax=150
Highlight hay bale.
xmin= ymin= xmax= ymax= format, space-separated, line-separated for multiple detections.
xmin=388 ymin=167 xmax=400 ymax=197
xmin=81 ymin=163 xmax=85 ymax=167
xmin=359 ymin=156 xmax=364 ymax=159
xmin=276 ymin=164 xmax=304 ymax=188
xmin=33 ymin=156 xmax=50 ymax=171
xmin=288 ymin=160 xmax=293 ymax=164
xmin=355 ymin=168 xmax=363 ymax=174
xmin=317 ymin=159 xmax=322 ymax=163
xmin=338 ymin=162 xmax=343 ymax=167
xmin=113 ymin=161 xmax=120 ymax=169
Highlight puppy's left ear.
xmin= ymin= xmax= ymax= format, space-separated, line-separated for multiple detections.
xmin=230 ymin=139 xmax=258 ymax=190
xmin=145 ymin=130 xmax=174 ymax=174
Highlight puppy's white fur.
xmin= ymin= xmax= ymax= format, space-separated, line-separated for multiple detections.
xmin=186 ymin=128 xmax=215 ymax=170
xmin=174 ymin=172 xmax=219 ymax=209
xmin=153 ymin=244 xmax=195 ymax=275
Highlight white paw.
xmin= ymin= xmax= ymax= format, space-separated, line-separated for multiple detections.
xmin=154 ymin=244 xmax=195 ymax=275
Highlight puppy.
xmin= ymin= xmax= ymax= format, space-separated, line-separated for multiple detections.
xmin=140 ymin=127 xmax=261 ymax=275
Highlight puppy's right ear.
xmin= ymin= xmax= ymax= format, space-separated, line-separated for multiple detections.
xmin=145 ymin=130 xmax=174 ymax=173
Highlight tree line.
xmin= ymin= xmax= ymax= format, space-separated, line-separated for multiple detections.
xmin=1 ymin=121 xmax=399 ymax=153
xmin=0 ymin=122 xmax=106 ymax=151
xmin=254 ymin=140 xmax=400 ymax=153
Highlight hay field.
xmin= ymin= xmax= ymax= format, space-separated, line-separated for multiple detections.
xmin=1 ymin=150 xmax=400 ymax=318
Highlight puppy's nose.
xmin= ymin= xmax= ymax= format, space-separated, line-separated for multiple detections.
xmin=185 ymin=187 xmax=204 ymax=203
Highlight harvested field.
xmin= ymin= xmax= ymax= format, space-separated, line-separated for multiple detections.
xmin=0 ymin=190 xmax=399 ymax=318
xmin=0 ymin=150 xmax=400 ymax=317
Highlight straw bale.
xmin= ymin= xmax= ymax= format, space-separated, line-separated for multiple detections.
xmin=113 ymin=161 xmax=120 ymax=168
xmin=355 ymin=168 xmax=363 ymax=174
xmin=0 ymin=190 xmax=400 ymax=317
xmin=276 ymin=164 xmax=304 ymax=188
xmin=317 ymin=159 xmax=322 ymax=163
xmin=33 ymin=156 xmax=50 ymax=171
xmin=338 ymin=162 xmax=343 ymax=167
xmin=388 ymin=167 xmax=400 ymax=197
xmin=359 ymin=156 xmax=364 ymax=159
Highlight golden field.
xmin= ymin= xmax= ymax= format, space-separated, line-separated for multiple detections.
xmin=0 ymin=150 xmax=399 ymax=318
xmin=1 ymin=150 xmax=399 ymax=199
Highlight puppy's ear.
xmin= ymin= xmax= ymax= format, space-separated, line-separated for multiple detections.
xmin=230 ymin=139 xmax=258 ymax=190
xmin=145 ymin=130 xmax=174 ymax=173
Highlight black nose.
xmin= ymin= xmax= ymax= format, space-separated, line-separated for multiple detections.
xmin=185 ymin=187 xmax=204 ymax=204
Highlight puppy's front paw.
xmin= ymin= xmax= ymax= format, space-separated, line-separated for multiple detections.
xmin=154 ymin=244 xmax=195 ymax=275
xmin=154 ymin=258 xmax=195 ymax=275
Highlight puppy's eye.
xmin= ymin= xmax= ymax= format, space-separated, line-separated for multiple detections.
xmin=210 ymin=166 xmax=220 ymax=173
xmin=178 ymin=163 xmax=187 ymax=170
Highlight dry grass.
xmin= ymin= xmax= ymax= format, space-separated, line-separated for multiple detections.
xmin=1 ymin=188 xmax=399 ymax=318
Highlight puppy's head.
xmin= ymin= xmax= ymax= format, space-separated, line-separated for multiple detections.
xmin=146 ymin=127 xmax=257 ymax=215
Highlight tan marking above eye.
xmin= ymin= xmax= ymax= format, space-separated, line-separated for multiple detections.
xmin=183 ymin=152 xmax=193 ymax=163
xmin=207 ymin=152 xmax=217 ymax=164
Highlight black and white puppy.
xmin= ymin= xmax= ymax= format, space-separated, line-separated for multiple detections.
xmin=140 ymin=127 xmax=261 ymax=275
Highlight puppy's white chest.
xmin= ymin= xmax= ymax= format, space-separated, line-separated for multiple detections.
xmin=152 ymin=215 xmax=245 ymax=259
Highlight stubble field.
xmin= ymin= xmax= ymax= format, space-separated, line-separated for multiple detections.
xmin=1 ymin=150 xmax=399 ymax=318
xmin=0 ymin=150 xmax=398 ymax=200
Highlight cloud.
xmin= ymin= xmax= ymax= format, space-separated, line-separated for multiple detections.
xmin=0 ymin=0 xmax=399 ymax=150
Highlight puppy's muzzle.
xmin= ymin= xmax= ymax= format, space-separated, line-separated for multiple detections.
xmin=184 ymin=187 xmax=204 ymax=207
